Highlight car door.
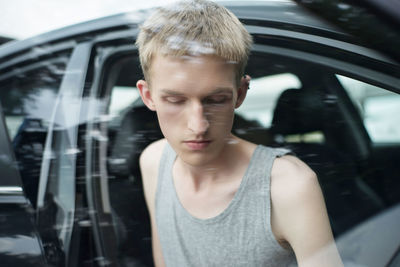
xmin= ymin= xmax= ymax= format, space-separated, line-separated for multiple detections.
xmin=78 ymin=2 xmax=400 ymax=267
xmin=0 ymin=38 xmax=98 ymax=266
xmin=0 ymin=98 xmax=47 ymax=267
xmin=294 ymin=0 xmax=400 ymax=63
xmin=81 ymin=30 xmax=153 ymax=267
xmin=231 ymin=2 xmax=400 ymax=266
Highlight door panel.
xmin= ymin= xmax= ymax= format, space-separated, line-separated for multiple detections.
xmin=0 ymin=101 xmax=47 ymax=266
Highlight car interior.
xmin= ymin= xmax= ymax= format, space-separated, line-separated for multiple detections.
xmin=97 ymin=50 xmax=399 ymax=265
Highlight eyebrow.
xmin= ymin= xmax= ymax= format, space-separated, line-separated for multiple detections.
xmin=209 ymin=88 xmax=234 ymax=95
xmin=160 ymin=87 xmax=234 ymax=96
xmin=160 ymin=89 xmax=184 ymax=96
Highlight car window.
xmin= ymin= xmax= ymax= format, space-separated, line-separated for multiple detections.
xmin=236 ymin=73 xmax=301 ymax=127
xmin=109 ymin=86 xmax=140 ymax=117
xmin=0 ymin=55 xmax=70 ymax=207
xmin=89 ymin=38 xmax=400 ymax=267
xmin=97 ymin=51 xmax=379 ymax=267
xmin=337 ymin=74 xmax=400 ymax=144
xmin=0 ymin=60 xmax=69 ymax=138
xmin=0 ymin=102 xmax=23 ymax=188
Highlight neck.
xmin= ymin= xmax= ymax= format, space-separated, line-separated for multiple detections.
xmin=175 ymin=135 xmax=248 ymax=192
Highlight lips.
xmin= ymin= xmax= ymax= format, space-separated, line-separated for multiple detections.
xmin=183 ymin=140 xmax=211 ymax=150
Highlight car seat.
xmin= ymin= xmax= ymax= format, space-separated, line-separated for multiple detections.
xmin=12 ymin=118 xmax=47 ymax=208
xmin=107 ymin=103 xmax=163 ymax=266
xmin=108 ymin=104 xmax=163 ymax=181
xmin=270 ymin=88 xmax=385 ymax=236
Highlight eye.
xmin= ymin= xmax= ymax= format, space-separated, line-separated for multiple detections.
xmin=204 ymin=95 xmax=231 ymax=105
xmin=164 ymin=96 xmax=185 ymax=104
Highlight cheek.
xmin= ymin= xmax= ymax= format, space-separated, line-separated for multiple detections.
xmin=155 ymin=106 xmax=184 ymax=136
xmin=156 ymin=109 xmax=179 ymax=125
xmin=206 ymin=105 xmax=235 ymax=127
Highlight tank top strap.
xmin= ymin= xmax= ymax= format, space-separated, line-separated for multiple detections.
xmin=159 ymin=142 xmax=176 ymax=172
xmin=245 ymin=145 xmax=292 ymax=252
xmin=156 ymin=142 xmax=176 ymax=209
xmin=247 ymin=145 xmax=292 ymax=186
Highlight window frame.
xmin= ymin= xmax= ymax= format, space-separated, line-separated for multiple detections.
xmin=31 ymin=41 xmax=94 ymax=267
xmin=0 ymin=101 xmax=24 ymax=196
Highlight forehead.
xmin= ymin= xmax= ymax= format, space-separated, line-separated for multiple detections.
xmin=149 ymin=53 xmax=237 ymax=87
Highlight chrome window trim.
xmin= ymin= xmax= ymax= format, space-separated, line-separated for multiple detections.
xmin=0 ymin=186 xmax=23 ymax=194
xmin=0 ymin=40 xmax=76 ymax=72
xmin=252 ymin=43 xmax=400 ymax=93
xmin=247 ymin=25 xmax=396 ymax=64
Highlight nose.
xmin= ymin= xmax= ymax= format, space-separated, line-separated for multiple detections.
xmin=187 ymin=102 xmax=209 ymax=135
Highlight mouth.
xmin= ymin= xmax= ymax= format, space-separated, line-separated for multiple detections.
xmin=183 ymin=140 xmax=212 ymax=150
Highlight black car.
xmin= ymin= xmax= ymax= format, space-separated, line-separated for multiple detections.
xmin=0 ymin=36 xmax=13 ymax=46
xmin=0 ymin=0 xmax=399 ymax=266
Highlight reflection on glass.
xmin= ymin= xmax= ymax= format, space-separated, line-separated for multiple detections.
xmin=337 ymin=74 xmax=400 ymax=143
xmin=109 ymin=86 xmax=140 ymax=116
xmin=236 ymin=73 xmax=301 ymax=127
xmin=0 ymin=63 xmax=67 ymax=207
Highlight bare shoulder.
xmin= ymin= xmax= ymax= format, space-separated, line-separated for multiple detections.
xmin=270 ymin=155 xmax=342 ymax=266
xmin=139 ymin=138 xmax=167 ymax=211
xmin=270 ymin=154 xmax=323 ymax=241
xmin=139 ymin=138 xmax=167 ymax=172
xmin=271 ymin=154 xmax=320 ymax=204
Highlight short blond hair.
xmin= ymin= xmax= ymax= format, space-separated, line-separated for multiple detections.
xmin=136 ymin=0 xmax=253 ymax=84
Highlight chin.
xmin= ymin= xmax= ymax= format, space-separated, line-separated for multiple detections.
xmin=178 ymin=149 xmax=218 ymax=167
xmin=169 ymin=137 xmax=228 ymax=166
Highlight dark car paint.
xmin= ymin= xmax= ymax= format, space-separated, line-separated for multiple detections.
xmin=294 ymin=0 xmax=400 ymax=63
xmin=0 ymin=1 xmax=359 ymax=63
xmin=333 ymin=204 xmax=400 ymax=266
xmin=0 ymin=104 xmax=23 ymax=188
xmin=0 ymin=1 xmax=393 ymax=64
xmin=0 ymin=104 xmax=47 ymax=266
xmin=0 ymin=1 xmax=399 ymax=266
xmin=0 ymin=203 xmax=47 ymax=267
xmin=0 ymin=36 xmax=13 ymax=46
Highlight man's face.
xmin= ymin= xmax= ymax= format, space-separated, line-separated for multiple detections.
xmin=138 ymin=54 xmax=247 ymax=167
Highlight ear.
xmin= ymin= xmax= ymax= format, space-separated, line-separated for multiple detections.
xmin=235 ymin=75 xmax=250 ymax=108
xmin=137 ymin=79 xmax=156 ymax=111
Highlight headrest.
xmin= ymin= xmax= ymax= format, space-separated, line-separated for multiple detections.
xmin=108 ymin=105 xmax=163 ymax=179
xmin=271 ymin=88 xmax=325 ymax=135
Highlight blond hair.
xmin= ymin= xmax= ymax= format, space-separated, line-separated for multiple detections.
xmin=136 ymin=0 xmax=253 ymax=84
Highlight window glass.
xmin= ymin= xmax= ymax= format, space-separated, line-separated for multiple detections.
xmin=336 ymin=75 xmax=400 ymax=143
xmin=236 ymin=73 xmax=301 ymax=127
xmin=0 ymin=57 xmax=69 ymax=207
xmin=101 ymin=55 xmax=308 ymax=266
xmin=0 ymin=60 xmax=68 ymax=138
xmin=97 ymin=52 xmax=399 ymax=266
xmin=233 ymin=72 xmax=321 ymax=145
xmin=109 ymin=86 xmax=140 ymax=117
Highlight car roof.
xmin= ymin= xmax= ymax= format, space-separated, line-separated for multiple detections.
xmin=0 ymin=0 xmax=344 ymax=61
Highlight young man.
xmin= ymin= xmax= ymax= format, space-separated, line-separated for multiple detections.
xmin=136 ymin=0 xmax=343 ymax=266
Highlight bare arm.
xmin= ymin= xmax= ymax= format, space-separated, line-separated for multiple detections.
xmin=271 ymin=155 xmax=343 ymax=267
xmin=139 ymin=139 xmax=167 ymax=267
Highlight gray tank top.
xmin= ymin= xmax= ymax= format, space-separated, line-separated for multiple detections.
xmin=155 ymin=143 xmax=297 ymax=267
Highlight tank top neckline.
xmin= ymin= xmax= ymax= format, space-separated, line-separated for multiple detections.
xmin=166 ymin=144 xmax=263 ymax=225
